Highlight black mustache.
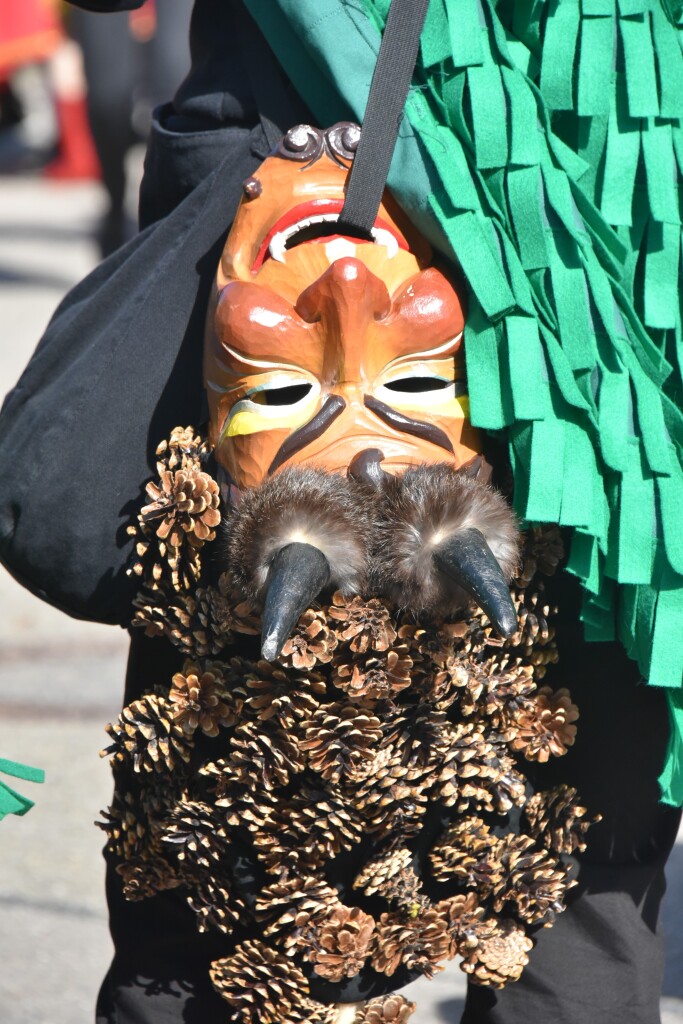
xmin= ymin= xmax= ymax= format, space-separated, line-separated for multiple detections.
xmin=268 ymin=395 xmax=346 ymax=476
xmin=363 ymin=395 xmax=454 ymax=455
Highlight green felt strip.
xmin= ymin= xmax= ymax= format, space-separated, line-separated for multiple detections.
xmin=0 ymin=758 xmax=45 ymax=783
xmin=577 ymin=14 xmax=615 ymax=116
xmin=651 ymin=4 xmax=683 ymax=117
xmin=600 ymin=74 xmax=641 ymax=226
xmin=617 ymin=460 xmax=657 ymax=583
xmin=445 ymin=0 xmax=484 ymax=67
xmin=619 ymin=13 xmax=660 ymax=118
xmin=641 ymin=120 xmax=679 ymax=226
xmin=0 ymin=783 xmax=34 ymax=820
xmin=498 ymin=230 xmax=536 ymax=312
xmin=644 ymin=220 xmax=680 ymax=331
xmin=507 ymin=166 xmax=549 ymax=269
xmin=567 ymin=529 xmax=602 ymax=592
xmin=421 ymin=0 xmax=451 ymax=66
xmin=464 ymin=310 xmax=513 ymax=429
xmin=559 ymin=417 xmax=599 ymax=527
xmin=617 ymin=0 xmax=650 ymax=14
xmin=542 ymin=163 xmax=586 ymax=244
xmin=467 ymin=65 xmax=509 ymax=169
xmin=506 ymin=316 xmax=551 ymax=418
xmin=649 ymin=561 xmax=683 ymax=686
xmin=548 ymin=256 xmax=598 ymax=371
xmin=429 ymin=196 xmax=517 ymax=319
xmin=583 ymin=0 xmax=616 ymax=15
xmin=631 ymin=357 xmax=676 ymax=473
xmin=657 ymin=473 xmax=683 ymax=573
xmin=576 ymin=113 xmax=610 ymax=199
xmin=598 ymin=367 xmax=634 ymax=471
xmin=420 ymin=126 xmax=479 ymax=212
xmin=540 ymin=0 xmax=581 ymax=110
xmin=524 ymin=417 xmax=566 ymax=520
xmin=660 ymin=689 xmax=683 ymax=806
xmin=541 ymin=326 xmax=593 ymax=411
xmin=501 ymin=66 xmax=542 ymax=167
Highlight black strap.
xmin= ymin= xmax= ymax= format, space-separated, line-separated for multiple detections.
xmin=338 ymin=0 xmax=430 ymax=239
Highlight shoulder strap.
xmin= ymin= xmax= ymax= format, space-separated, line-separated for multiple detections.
xmin=338 ymin=0 xmax=430 ymax=238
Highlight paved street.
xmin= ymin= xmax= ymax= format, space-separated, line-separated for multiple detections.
xmin=0 ymin=175 xmax=681 ymax=1023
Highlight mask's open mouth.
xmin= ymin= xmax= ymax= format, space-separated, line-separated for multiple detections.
xmin=252 ymin=199 xmax=409 ymax=271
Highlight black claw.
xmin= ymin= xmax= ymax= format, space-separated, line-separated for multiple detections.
xmin=433 ymin=528 xmax=518 ymax=638
xmin=261 ymin=542 xmax=331 ymax=660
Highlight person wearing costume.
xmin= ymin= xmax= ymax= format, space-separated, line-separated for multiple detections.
xmin=0 ymin=2 xmax=681 ymax=1024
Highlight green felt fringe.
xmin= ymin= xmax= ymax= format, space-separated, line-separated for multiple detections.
xmin=245 ymin=0 xmax=683 ymax=803
xmin=0 ymin=757 xmax=45 ymax=820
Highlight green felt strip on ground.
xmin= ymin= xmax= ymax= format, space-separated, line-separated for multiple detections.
xmin=600 ymin=75 xmax=641 ymax=226
xmin=445 ymin=0 xmax=485 ymax=67
xmin=660 ymin=689 xmax=683 ymax=806
xmin=577 ymin=14 xmax=615 ymax=116
xmin=506 ymin=315 xmax=551 ymax=418
xmin=644 ymin=219 xmax=680 ymax=330
xmin=619 ymin=13 xmax=660 ymax=118
xmin=467 ymin=65 xmax=509 ymax=169
xmin=0 ymin=759 xmax=45 ymax=821
xmin=540 ymin=0 xmax=581 ymax=110
xmin=501 ymin=65 xmax=541 ymax=167
xmin=642 ymin=120 xmax=679 ymax=226
xmin=651 ymin=4 xmax=683 ymax=117
xmin=507 ymin=166 xmax=549 ymax=269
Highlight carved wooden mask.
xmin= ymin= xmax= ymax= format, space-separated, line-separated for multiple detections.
xmin=204 ymin=123 xmax=483 ymax=490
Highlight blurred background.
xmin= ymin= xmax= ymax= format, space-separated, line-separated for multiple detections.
xmin=0 ymin=2 xmax=680 ymax=1021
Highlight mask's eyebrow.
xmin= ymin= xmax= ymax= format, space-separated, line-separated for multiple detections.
xmin=268 ymin=395 xmax=346 ymax=476
xmin=364 ymin=395 xmax=454 ymax=454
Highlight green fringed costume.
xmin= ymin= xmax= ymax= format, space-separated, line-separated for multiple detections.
xmin=244 ymin=0 xmax=683 ymax=804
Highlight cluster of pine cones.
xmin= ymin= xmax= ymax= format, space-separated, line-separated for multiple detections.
xmin=102 ymin=428 xmax=595 ymax=1024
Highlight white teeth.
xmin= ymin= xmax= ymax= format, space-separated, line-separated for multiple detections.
xmin=372 ymin=227 xmax=399 ymax=258
xmin=325 ymin=238 xmax=358 ymax=262
xmin=266 ymin=215 xmax=401 ymax=264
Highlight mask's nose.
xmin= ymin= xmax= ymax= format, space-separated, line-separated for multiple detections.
xmin=348 ymin=448 xmax=386 ymax=486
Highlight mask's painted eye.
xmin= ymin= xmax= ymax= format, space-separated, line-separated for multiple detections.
xmin=254 ymin=383 xmax=314 ymax=406
xmin=384 ymin=376 xmax=453 ymax=394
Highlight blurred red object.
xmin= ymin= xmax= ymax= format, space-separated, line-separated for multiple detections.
xmin=0 ymin=0 xmax=62 ymax=78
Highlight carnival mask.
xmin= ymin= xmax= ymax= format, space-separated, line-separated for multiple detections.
xmin=204 ymin=125 xmax=518 ymax=659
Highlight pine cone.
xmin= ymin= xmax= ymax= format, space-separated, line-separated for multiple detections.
xmin=141 ymin=466 xmax=221 ymax=546
xmin=97 ymin=789 xmax=153 ymax=861
xmin=188 ymin=878 xmax=246 ymax=935
xmin=160 ymin=800 xmax=231 ymax=871
xmin=481 ymin=662 xmax=537 ymax=734
xmin=155 ymin=425 xmax=208 ymax=473
xmin=504 ymin=587 xmax=559 ymax=679
xmin=253 ymin=786 xmax=364 ymax=875
xmin=353 ymin=846 xmax=425 ymax=910
xmin=510 ymin=687 xmax=578 ymax=762
xmin=133 ymin=583 xmax=258 ymax=658
xmin=327 ymin=592 xmax=397 ymax=653
xmin=117 ymin=853 xmax=182 ymax=901
xmin=435 ymin=893 xmax=484 ymax=959
xmin=210 ymin=941 xmax=310 ymax=1024
xmin=523 ymin=786 xmax=599 ymax=855
xmin=102 ymin=695 xmax=192 ymax=774
xmin=515 ymin=525 xmax=564 ymax=588
xmin=429 ymin=817 xmax=504 ymax=891
xmin=360 ymin=995 xmax=417 ymax=1024
xmin=300 ymin=703 xmax=383 ymax=785
xmin=461 ymin=918 xmax=534 ymax=987
xmin=168 ymin=662 xmax=234 ymax=737
xmin=349 ymin=749 xmax=430 ymax=840
xmin=277 ymin=609 xmax=338 ymax=670
xmin=257 ymin=877 xmax=340 ymax=949
xmin=372 ymin=909 xmax=450 ymax=979
xmin=227 ymin=719 xmax=304 ymax=790
xmin=306 ymin=904 xmax=376 ymax=982
xmin=244 ymin=660 xmax=325 ymax=729
xmin=397 ymin=620 xmax=461 ymax=669
xmin=493 ymin=838 xmax=575 ymax=926
xmin=333 ymin=646 xmax=413 ymax=701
